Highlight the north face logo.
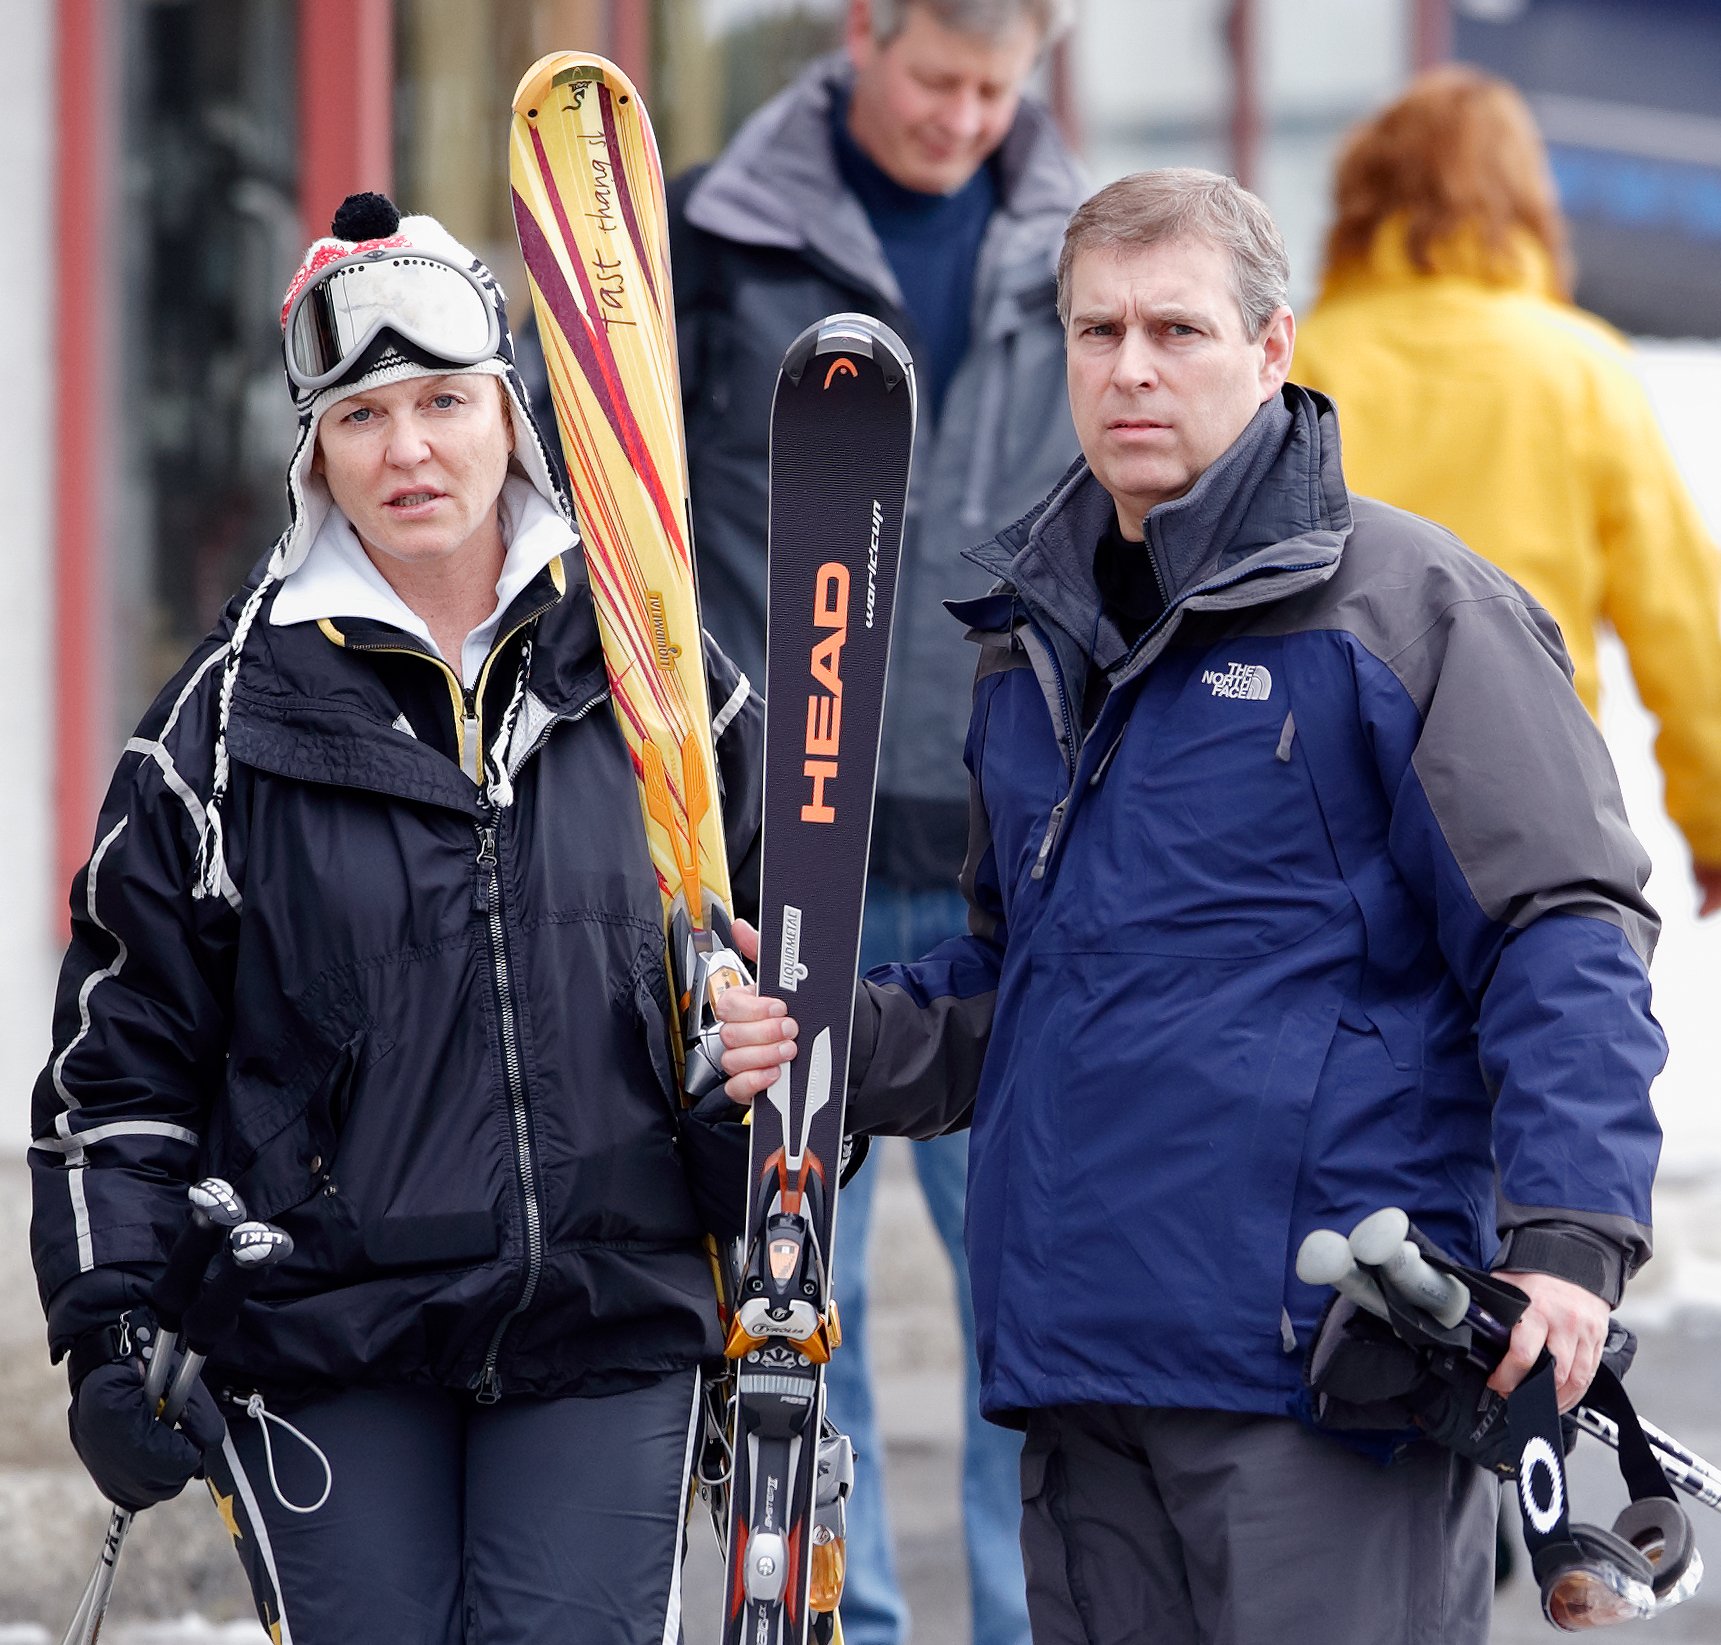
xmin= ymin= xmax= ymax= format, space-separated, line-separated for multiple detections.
xmin=1202 ymin=662 xmax=1273 ymax=701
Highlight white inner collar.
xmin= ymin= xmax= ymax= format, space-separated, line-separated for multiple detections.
xmin=270 ymin=473 xmax=574 ymax=689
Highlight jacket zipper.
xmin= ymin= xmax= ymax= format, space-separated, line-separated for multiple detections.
xmin=469 ymin=684 xmax=610 ymax=1403
xmin=1031 ymin=797 xmax=1068 ymax=880
xmin=471 ymin=808 xmax=541 ymax=1404
xmin=461 ymin=688 xmax=483 ymax=784
xmin=1024 ymin=623 xmax=1081 ymax=881
xmin=328 ymin=605 xmax=598 ymax=1403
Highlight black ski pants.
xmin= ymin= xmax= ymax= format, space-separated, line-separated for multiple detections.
xmin=1019 ymin=1405 xmax=1495 ymax=1645
xmin=203 ymin=1369 xmax=700 ymax=1645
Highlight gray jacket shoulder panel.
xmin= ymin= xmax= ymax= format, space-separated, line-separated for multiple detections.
xmin=1252 ymin=495 xmax=1654 ymax=955
xmin=1254 ymin=494 xmax=1569 ymax=692
xmin=683 ymin=56 xmax=897 ymax=302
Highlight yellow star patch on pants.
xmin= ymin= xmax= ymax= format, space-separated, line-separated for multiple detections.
xmin=206 ymin=1477 xmax=243 ymax=1543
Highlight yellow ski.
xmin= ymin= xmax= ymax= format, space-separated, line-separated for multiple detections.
xmin=509 ymin=51 xmax=731 ymax=957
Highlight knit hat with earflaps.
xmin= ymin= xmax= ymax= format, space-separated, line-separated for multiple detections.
xmin=190 ymin=193 xmax=571 ymax=901
xmin=271 ymin=190 xmax=565 ymax=577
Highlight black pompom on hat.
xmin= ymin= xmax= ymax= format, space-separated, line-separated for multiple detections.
xmin=279 ymin=192 xmax=484 ymax=340
xmin=329 ymin=191 xmax=402 ymax=242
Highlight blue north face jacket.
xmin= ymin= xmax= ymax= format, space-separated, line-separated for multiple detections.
xmin=844 ymin=386 xmax=1665 ymax=1423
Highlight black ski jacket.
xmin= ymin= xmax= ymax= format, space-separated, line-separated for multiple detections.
xmin=30 ymin=553 xmax=762 ymax=1403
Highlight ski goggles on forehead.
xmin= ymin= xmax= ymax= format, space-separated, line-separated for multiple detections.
xmin=283 ymin=250 xmax=500 ymax=393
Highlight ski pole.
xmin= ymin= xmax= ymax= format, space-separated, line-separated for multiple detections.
xmin=1572 ymin=1408 xmax=1721 ymax=1511
xmin=158 ymin=1222 xmax=293 ymax=1420
xmin=63 ymin=1219 xmax=293 ymax=1645
xmin=1627 ymin=1415 xmax=1721 ymax=1506
xmin=1347 ymin=1216 xmax=1519 ymax=1356
xmin=1348 ymin=1208 xmax=1470 ymax=1328
xmin=1341 ymin=1218 xmax=1721 ymax=1514
xmin=141 ymin=1180 xmax=247 ymax=1409
xmin=60 ymin=1180 xmax=246 ymax=1644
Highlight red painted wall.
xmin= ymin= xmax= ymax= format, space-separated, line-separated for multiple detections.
xmin=298 ymin=0 xmax=395 ymax=246
xmin=53 ymin=0 xmax=114 ymax=908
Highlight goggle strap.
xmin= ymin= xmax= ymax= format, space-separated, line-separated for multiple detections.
xmin=1514 ymin=1352 xmax=1696 ymax=1623
xmin=1581 ymin=1362 xmax=1679 ymax=1504
xmin=1531 ymin=1535 xmax=1586 ymax=1585
xmin=1508 ymin=1354 xmax=1574 ymax=1559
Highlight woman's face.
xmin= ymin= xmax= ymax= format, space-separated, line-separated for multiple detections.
xmin=314 ymin=373 xmax=514 ymax=576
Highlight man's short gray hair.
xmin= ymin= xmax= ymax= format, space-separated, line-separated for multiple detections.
xmin=1056 ymin=169 xmax=1291 ymax=339
xmin=867 ymin=0 xmax=1073 ymax=47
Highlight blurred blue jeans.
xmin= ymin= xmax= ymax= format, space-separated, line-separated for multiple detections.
xmin=827 ymin=882 xmax=1030 ymax=1645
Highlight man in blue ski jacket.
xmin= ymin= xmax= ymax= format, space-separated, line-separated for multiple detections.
xmin=717 ymin=168 xmax=1665 ymax=1643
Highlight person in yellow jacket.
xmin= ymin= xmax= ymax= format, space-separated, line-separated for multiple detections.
xmin=1295 ymin=65 xmax=1721 ymax=915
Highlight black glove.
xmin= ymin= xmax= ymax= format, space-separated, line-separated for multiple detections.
xmin=69 ymin=1359 xmax=227 ymax=1512
xmin=680 ymin=1089 xmax=755 ymax=1240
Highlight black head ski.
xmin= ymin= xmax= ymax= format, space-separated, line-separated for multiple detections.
xmin=720 ymin=314 xmax=914 ymax=1645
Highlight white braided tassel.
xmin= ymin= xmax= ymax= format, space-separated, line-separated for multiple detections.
xmin=192 ymin=800 xmax=228 ymax=902
xmin=192 ymin=575 xmax=273 ymax=901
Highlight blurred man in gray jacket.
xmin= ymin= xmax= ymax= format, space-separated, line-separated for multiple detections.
xmin=669 ymin=3 xmax=1083 ymax=1640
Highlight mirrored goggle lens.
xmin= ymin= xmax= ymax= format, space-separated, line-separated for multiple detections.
xmin=287 ymin=256 xmax=496 ymax=388
xmin=1653 ymin=1551 xmax=1703 ymax=1614
xmin=1541 ymin=1563 xmax=1657 ymax=1631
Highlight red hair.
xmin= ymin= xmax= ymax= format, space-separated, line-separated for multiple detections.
xmin=1322 ymin=65 xmax=1572 ymax=298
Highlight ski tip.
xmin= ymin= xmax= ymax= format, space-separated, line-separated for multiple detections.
xmin=781 ymin=313 xmax=916 ymax=396
xmin=511 ymin=50 xmax=639 ymax=120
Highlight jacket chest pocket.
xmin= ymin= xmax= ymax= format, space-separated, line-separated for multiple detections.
xmin=1069 ymin=659 xmax=1352 ymax=959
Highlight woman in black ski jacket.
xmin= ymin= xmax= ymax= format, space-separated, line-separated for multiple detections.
xmin=30 ymin=193 xmax=760 ymax=1644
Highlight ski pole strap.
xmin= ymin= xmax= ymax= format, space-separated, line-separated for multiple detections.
xmin=241 ymin=1393 xmax=332 ymax=1515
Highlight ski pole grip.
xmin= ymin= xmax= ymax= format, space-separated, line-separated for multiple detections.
xmin=1346 ymin=1207 xmax=1410 ymax=1267
xmin=1296 ymin=1229 xmax=1389 ymax=1321
xmin=1349 ymin=1208 xmax=1472 ymax=1331
xmin=177 ymin=1222 xmax=294 ymax=1359
xmin=160 ymin=1222 xmax=294 ymax=1424
xmin=149 ymin=1179 xmax=247 ymax=1333
xmin=1383 ymin=1243 xmax=1470 ymax=1330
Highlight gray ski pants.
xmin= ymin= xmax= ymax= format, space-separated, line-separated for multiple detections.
xmin=1019 ymin=1405 xmax=1495 ymax=1645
